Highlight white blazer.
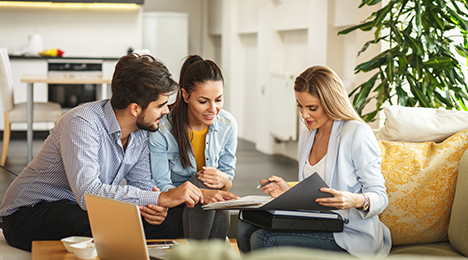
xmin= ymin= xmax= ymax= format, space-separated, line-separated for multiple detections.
xmin=298 ymin=120 xmax=391 ymax=258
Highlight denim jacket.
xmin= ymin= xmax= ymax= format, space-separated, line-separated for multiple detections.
xmin=149 ymin=109 xmax=238 ymax=192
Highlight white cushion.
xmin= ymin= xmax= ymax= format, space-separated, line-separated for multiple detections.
xmin=0 ymin=229 xmax=31 ymax=260
xmin=375 ymin=106 xmax=468 ymax=143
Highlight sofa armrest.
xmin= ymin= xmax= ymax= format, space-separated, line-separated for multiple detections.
xmin=448 ymin=148 xmax=468 ymax=257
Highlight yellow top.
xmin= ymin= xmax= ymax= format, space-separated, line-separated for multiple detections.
xmin=191 ymin=127 xmax=209 ymax=172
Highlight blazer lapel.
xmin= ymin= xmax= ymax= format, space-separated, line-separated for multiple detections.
xmin=299 ymin=129 xmax=316 ymax=181
xmin=325 ymin=120 xmax=343 ymax=187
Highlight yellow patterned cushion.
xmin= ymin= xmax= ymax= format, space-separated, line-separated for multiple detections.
xmin=378 ymin=129 xmax=468 ymax=245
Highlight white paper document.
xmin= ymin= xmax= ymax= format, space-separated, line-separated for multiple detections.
xmin=202 ymin=195 xmax=272 ymax=210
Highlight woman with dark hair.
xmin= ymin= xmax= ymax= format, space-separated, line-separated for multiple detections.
xmin=149 ymin=55 xmax=239 ymax=240
xmin=237 ymin=66 xmax=391 ymax=258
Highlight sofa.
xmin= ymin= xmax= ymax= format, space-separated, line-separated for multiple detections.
xmin=384 ymin=144 xmax=468 ymax=257
xmin=0 ymin=229 xmax=30 ymax=260
xmin=375 ymin=106 xmax=468 ymax=257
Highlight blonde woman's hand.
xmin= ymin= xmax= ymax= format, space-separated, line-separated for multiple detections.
xmin=260 ymin=175 xmax=290 ymax=198
xmin=315 ymin=188 xmax=366 ymax=210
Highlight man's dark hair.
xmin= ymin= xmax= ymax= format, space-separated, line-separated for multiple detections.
xmin=110 ymin=53 xmax=178 ymax=110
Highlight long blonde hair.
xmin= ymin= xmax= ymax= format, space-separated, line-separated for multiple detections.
xmin=294 ymin=66 xmax=363 ymax=122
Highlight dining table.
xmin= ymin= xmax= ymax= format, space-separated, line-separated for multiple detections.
xmin=20 ymin=74 xmax=112 ymax=162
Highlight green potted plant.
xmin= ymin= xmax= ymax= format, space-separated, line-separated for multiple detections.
xmin=339 ymin=0 xmax=468 ymax=122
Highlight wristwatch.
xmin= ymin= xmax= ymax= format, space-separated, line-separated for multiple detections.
xmin=358 ymin=194 xmax=370 ymax=211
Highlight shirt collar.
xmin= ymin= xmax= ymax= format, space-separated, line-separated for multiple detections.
xmin=208 ymin=115 xmax=220 ymax=132
xmin=103 ymin=100 xmax=121 ymax=136
xmin=104 ymin=100 xmax=148 ymax=143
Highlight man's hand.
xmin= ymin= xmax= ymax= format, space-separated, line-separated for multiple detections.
xmin=158 ymin=181 xmax=203 ymax=208
xmin=139 ymin=204 xmax=168 ymax=225
xmin=200 ymin=189 xmax=239 ymax=204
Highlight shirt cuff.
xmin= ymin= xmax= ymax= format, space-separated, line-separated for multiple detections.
xmin=139 ymin=190 xmax=161 ymax=206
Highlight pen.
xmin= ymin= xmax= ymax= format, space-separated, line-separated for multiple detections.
xmin=257 ymin=180 xmax=274 ymax=189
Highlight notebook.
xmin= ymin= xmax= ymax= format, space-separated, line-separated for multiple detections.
xmin=84 ymin=193 xmax=170 ymax=260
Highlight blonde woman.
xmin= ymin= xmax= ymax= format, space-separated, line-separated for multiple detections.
xmin=237 ymin=66 xmax=391 ymax=258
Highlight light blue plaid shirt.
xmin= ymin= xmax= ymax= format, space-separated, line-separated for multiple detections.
xmin=0 ymin=99 xmax=160 ymax=218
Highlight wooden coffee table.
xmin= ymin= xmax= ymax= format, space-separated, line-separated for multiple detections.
xmin=31 ymin=239 xmax=188 ymax=260
xmin=32 ymin=239 xmax=239 ymax=259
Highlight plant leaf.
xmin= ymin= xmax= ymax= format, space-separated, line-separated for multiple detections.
xmin=355 ymin=55 xmax=388 ymax=73
xmin=402 ymin=31 xmax=424 ymax=56
xmin=361 ymin=0 xmax=383 ymax=7
xmin=374 ymin=2 xmax=394 ymax=26
xmin=361 ymin=110 xmax=379 ymax=123
xmin=455 ymin=45 xmax=468 ymax=58
xmin=390 ymin=23 xmax=404 ymax=44
xmin=357 ymin=37 xmax=384 ymax=56
xmin=423 ymin=57 xmax=453 ymax=68
xmin=447 ymin=7 xmax=468 ymax=32
xmin=427 ymin=5 xmax=445 ymax=30
xmin=338 ymin=21 xmax=374 ymax=35
xmin=415 ymin=0 xmax=422 ymax=34
xmin=352 ymin=73 xmax=379 ymax=111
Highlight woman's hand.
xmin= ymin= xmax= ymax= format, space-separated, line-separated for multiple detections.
xmin=200 ymin=189 xmax=239 ymax=204
xmin=260 ymin=175 xmax=291 ymax=198
xmin=315 ymin=188 xmax=366 ymax=210
xmin=197 ymin=166 xmax=232 ymax=191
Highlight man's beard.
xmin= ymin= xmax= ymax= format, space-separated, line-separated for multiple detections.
xmin=136 ymin=114 xmax=159 ymax=132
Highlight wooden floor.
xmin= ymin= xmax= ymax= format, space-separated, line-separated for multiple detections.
xmin=0 ymin=134 xmax=299 ymax=238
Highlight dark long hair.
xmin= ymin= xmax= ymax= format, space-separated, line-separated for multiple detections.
xmin=170 ymin=55 xmax=224 ymax=169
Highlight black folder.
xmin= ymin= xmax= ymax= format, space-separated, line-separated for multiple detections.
xmin=239 ymin=210 xmax=344 ymax=232
xmin=202 ymin=172 xmax=337 ymax=211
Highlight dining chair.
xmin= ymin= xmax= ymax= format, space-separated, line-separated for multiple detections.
xmin=0 ymin=48 xmax=63 ymax=166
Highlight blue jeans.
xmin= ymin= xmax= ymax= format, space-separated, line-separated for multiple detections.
xmin=237 ymin=220 xmax=348 ymax=253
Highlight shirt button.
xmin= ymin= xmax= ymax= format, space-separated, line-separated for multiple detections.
xmin=206 ymin=142 xmax=208 ymax=144
xmin=175 ymin=157 xmax=178 ymax=160
xmin=206 ymin=158 xmax=209 ymax=161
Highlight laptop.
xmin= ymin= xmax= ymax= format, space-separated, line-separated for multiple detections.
xmin=84 ymin=193 xmax=171 ymax=260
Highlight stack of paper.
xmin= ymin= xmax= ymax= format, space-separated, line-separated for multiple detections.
xmin=202 ymin=196 xmax=272 ymax=210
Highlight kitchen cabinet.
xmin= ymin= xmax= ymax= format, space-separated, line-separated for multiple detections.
xmin=1 ymin=57 xmax=119 ymax=131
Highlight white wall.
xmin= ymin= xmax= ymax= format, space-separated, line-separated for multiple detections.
xmin=0 ymin=5 xmax=142 ymax=57
xmin=201 ymin=0 xmax=381 ymax=160
xmin=143 ymin=0 xmax=203 ymax=58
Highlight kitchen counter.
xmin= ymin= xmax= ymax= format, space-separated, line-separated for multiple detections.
xmin=9 ymin=55 xmax=121 ymax=61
